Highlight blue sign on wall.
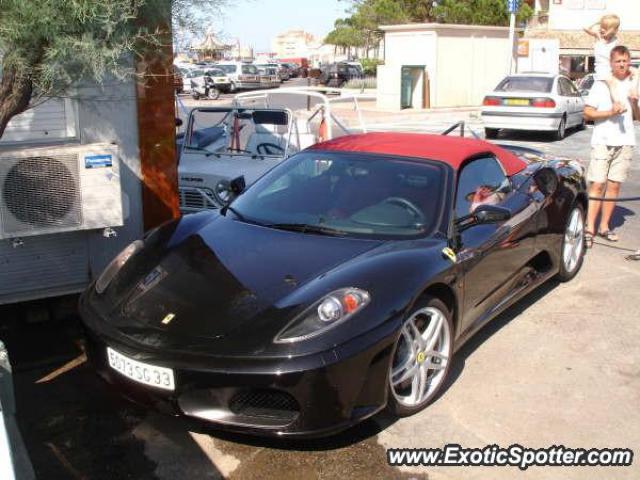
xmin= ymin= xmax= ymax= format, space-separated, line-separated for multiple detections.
xmin=507 ymin=0 xmax=520 ymax=13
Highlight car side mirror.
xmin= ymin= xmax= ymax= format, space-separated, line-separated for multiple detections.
xmin=532 ymin=167 xmax=559 ymax=196
xmin=229 ymin=175 xmax=246 ymax=195
xmin=474 ymin=204 xmax=512 ymax=223
xmin=455 ymin=205 xmax=511 ymax=232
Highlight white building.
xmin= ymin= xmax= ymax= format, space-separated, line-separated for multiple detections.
xmin=227 ymin=44 xmax=254 ymax=61
xmin=525 ymin=0 xmax=640 ymax=78
xmin=377 ymin=24 xmax=513 ymax=110
xmin=531 ymin=0 xmax=640 ymax=31
xmin=271 ymin=29 xmax=318 ymax=59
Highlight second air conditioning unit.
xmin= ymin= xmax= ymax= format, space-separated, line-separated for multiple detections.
xmin=0 ymin=143 xmax=124 ymax=239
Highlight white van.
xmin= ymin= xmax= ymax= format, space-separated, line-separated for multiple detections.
xmin=215 ymin=62 xmax=261 ymax=91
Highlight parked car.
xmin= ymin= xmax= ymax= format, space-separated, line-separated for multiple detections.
xmin=255 ymin=64 xmax=281 ymax=88
xmin=481 ymin=73 xmax=585 ymax=140
xmin=576 ymin=73 xmax=595 ymax=95
xmin=190 ymin=68 xmax=232 ymax=99
xmin=216 ymin=62 xmax=262 ymax=92
xmin=282 ymin=62 xmax=300 ymax=77
xmin=176 ymin=87 xmax=368 ymax=212
xmin=319 ymin=62 xmax=364 ymax=88
xmin=276 ymin=63 xmax=291 ymax=81
xmin=172 ymin=65 xmax=184 ymax=94
xmin=279 ymin=57 xmax=309 ymax=77
xmin=180 ymin=68 xmax=205 ymax=94
xmin=80 ymin=130 xmax=586 ymax=438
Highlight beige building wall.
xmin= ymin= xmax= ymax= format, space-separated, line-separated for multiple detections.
xmin=377 ymin=30 xmax=436 ymax=110
xmin=435 ymin=30 xmax=511 ymax=107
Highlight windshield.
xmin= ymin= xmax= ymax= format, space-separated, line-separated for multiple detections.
xmin=242 ymin=65 xmax=259 ymax=74
xmin=229 ymin=152 xmax=445 ymax=238
xmin=217 ymin=65 xmax=237 ymax=74
xmin=495 ymin=76 xmax=554 ymax=93
xmin=205 ymin=69 xmax=225 ymax=77
xmin=186 ymin=108 xmax=290 ymax=157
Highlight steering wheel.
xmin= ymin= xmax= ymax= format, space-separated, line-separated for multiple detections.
xmin=382 ymin=197 xmax=425 ymax=224
xmin=257 ymin=142 xmax=285 ymax=155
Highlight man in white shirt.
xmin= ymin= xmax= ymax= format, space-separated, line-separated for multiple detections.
xmin=584 ymin=45 xmax=639 ymax=245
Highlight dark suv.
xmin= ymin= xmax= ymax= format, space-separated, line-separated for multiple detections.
xmin=319 ymin=62 xmax=363 ymax=87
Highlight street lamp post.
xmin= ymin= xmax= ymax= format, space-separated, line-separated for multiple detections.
xmin=507 ymin=0 xmax=519 ymax=74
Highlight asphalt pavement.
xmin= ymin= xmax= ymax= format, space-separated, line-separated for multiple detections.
xmin=3 ymin=84 xmax=640 ymax=480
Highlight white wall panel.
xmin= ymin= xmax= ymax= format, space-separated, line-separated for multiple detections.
xmin=0 ymin=98 xmax=77 ymax=144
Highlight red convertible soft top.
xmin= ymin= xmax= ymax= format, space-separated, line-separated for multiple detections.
xmin=309 ymin=132 xmax=527 ymax=176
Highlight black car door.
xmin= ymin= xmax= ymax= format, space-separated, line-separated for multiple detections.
xmin=454 ymin=156 xmax=538 ymax=334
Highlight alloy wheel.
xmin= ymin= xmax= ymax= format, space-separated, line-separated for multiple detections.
xmin=390 ymin=306 xmax=451 ymax=408
xmin=562 ymin=207 xmax=584 ymax=274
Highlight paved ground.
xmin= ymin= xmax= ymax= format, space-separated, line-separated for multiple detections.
xmin=3 ymin=85 xmax=640 ymax=479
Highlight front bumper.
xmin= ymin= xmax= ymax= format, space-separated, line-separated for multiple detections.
xmin=80 ymin=297 xmax=399 ymax=438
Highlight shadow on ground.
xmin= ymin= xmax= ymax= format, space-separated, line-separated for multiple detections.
xmin=1 ymin=298 xmax=222 ymax=480
xmin=442 ymin=280 xmax=559 ymax=396
xmin=492 ymin=127 xmax=583 ymax=143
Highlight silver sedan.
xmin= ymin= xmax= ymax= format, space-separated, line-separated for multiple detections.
xmin=481 ymin=73 xmax=585 ymax=140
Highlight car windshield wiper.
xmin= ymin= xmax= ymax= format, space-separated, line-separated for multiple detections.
xmin=266 ymin=223 xmax=347 ymax=236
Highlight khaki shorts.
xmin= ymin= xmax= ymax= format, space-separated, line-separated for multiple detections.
xmin=587 ymin=145 xmax=634 ymax=183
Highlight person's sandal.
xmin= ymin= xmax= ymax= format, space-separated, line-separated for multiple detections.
xmin=598 ymin=230 xmax=619 ymax=242
xmin=585 ymin=231 xmax=594 ymax=249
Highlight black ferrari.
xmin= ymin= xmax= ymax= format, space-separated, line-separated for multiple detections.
xmin=80 ymin=132 xmax=587 ymax=438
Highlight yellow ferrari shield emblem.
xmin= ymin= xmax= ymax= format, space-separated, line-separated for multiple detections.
xmin=416 ymin=351 xmax=426 ymax=364
xmin=441 ymin=247 xmax=457 ymax=263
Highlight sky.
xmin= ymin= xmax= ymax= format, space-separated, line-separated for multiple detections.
xmin=214 ymin=0 xmax=349 ymax=52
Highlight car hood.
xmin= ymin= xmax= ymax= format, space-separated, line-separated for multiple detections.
xmin=105 ymin=215 xmax=384 ymax=348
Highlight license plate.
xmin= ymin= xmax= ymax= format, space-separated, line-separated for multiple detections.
xmin=504 ymin=98 xmax=530 ymax=106
xmin=107 ymin=347 xmax=175 ymax=391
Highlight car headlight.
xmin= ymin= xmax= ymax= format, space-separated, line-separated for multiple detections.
xmin=95 ymin=240 xmax=144 ymax=294
xmin=274 ymin=288 xmax=370 ymax=344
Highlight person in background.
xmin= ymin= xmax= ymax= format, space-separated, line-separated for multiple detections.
xmin=583 ymin=46 xmax=639 ymax=246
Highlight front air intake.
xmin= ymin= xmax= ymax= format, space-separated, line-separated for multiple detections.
xmin=229 ymin=389 xmax=299 ymax=422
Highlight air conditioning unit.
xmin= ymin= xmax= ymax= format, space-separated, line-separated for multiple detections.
xmin=0 ymin=143 xmax=124 ymax=239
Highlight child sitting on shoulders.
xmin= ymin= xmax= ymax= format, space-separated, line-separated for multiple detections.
xmin=584 ymin=14 xmax=638 ymax=103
